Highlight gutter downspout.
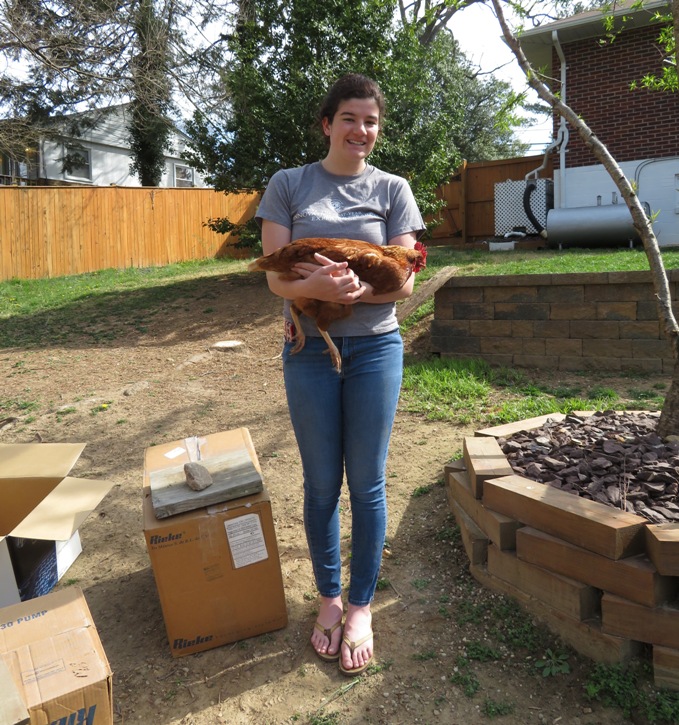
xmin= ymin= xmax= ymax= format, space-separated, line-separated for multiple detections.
xmin=553 ymin=30 xmax=569 ymax=210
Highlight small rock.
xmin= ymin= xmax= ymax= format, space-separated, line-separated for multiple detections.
xmin=212 ymin=340 xmax=245 ymax=352
xmin=184 ymin=462 xmax=213 ymax=491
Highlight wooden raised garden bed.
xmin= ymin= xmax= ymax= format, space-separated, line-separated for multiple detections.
xmin=445 ymin=413 xmax=679 ymax=690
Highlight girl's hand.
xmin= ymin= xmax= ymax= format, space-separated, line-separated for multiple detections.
xmin=292 ymin=254 xmax=365 ymax=303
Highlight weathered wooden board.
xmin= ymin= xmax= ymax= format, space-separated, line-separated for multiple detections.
xmin=475 ymin=413 xmax=567 ymax=439
xmin=150 ymin=448 xmax=263 ymax=519
xmin=487 ymin=544 xmax=600 ymax=621
xmin=471 ymin=563 xmax=641 ymax=664
xmin=446 ymin=469 xmax=521 ymax=550
xmin=646 ymin=524 xmax=679 ymax=576
xmin=602 ymin=593 xmax=679 ymax=649
xmin=0 ymin=657 xmax=29 ymax=725
xmin=450 ymin=500 xmax=488 ymax=565
xmin=653 ymin=645 xmax=679 ymax=691
xmin=462 ymin=436 xmax=513 ymax=500
xmin=483 ymin=474 xmax=646 ymax=559
xmin=396 ymin=266 xmax=458 ymax=323
xmin=517 ymin=528 xmax=678 ymax=607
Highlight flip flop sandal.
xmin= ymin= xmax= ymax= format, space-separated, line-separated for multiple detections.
xmin=338 ymin=630 xmax=374 ymax=676
xmin=313 ymin=620 xmax=343 ymax=662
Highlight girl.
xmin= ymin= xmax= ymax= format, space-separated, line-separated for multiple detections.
xmin=256 ymin=73 xmax=425 ymax=675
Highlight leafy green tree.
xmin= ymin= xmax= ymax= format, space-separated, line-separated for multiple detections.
xmin=186 ymin=0 xmax=394 ymax=190
xmin=184 ymin=0 xmax=527 ymax=243
xmin=629 ymin=3 xmax=677 ymax=92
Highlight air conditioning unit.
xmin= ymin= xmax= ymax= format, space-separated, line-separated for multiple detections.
xmin=494 ymin=179 xmax=554 ymax=236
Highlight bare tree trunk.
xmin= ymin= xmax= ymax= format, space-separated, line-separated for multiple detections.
xmin=490 ymin=0 xmax=679 ymax=436
xmin=662 ymin=359 xmax=679 ymax=434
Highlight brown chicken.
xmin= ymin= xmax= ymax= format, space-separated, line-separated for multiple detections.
xmin=249 ymin=237 xmax=427 ymax=371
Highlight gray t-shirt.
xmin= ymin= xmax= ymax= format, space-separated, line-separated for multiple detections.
xmin=255 ymin=162 xmax=425 ymax=337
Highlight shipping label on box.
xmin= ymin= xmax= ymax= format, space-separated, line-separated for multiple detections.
xmin=0 ymin=587 xmax=113 ymax=725
xmin=143 ymin=428 xmax=288 ymax=657
xmin=0 ymin=444 xmax=114 ymax=607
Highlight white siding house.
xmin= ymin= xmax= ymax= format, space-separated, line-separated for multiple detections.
xmin=3 ymin=105 xmax=207 ymax=188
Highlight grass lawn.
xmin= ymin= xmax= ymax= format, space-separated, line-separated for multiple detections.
xmin=1 ymin=245 xmax=675 ymax=423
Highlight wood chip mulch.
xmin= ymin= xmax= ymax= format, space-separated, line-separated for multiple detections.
xmin=497 ymin=410 xmax=679 ymax=524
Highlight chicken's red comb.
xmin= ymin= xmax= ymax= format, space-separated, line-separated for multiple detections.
xmin=413 ymin=241 xmax=427 ymax=272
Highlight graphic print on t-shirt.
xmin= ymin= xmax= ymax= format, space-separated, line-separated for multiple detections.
xmin=293 ymin=196 xmax=378 ymax=225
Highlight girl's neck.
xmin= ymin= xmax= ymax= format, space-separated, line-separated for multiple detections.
xmin=320 ymin=153 xmax=366 ymax=177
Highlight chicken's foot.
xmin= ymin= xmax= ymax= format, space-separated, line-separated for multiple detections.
xmin=319 ymin=329 xmax=342 ymax=373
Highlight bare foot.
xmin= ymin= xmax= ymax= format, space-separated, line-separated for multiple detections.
xmin=340 ymin=603 xmax=373 ymax=674
xmin=310 ymin=596 xmax=343 ymax=659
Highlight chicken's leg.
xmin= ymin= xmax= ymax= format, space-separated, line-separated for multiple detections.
xmin=289 ymin=303 xmax=342 ymax=373
xmin=289 ymin=304 xmax=307 ymax=354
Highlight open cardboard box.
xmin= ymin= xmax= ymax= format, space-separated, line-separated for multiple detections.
xmin=0 ymin=443 xmax=114 ymax=608
xmin=0 ymin=586 xmax=113 ymax=725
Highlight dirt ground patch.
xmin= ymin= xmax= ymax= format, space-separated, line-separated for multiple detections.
xmin=0 ymin=270 xmax=663 ymax=725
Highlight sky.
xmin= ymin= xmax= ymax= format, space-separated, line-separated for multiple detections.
xmin=448 ymin=3 xmax=555 ymax=154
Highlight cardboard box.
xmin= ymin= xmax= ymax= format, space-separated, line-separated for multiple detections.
xmin=0 ymin=444 xmax=114 ymax=608
xmin=143 ymin=428 xmax=288 ymax=657
xmin=0 ymin=587 xmax=113 ymax=725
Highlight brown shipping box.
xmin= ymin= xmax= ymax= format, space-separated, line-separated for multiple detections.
xmin=142 ymin=428 xmax=288 ymax=657
xmin=0 ymin=587 xmax=113 ymax=725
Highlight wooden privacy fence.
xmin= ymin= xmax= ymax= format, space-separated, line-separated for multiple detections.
xmin=429 ymin=155 xmax=554 ymax=245
xmin=0 ymin=186 xmax=260 ymax=281
xmin=0 ymin=155 xmax=553 ymax=281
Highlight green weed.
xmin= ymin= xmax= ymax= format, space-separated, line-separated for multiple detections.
xmin=56 ymin=406 xmax=77 ymax=421
xmin=465 ymin=640 xmax=502 ymax=662
xmin=412 ymin=650 xmax=437 ymax=661
xmin=450 ymin=656 xmax=480 ymax=698
xmin=434 ymin=524 xmax=460 ymax=544
xmin=0 ymin=397 xmax=39 ymax=414
xmin=366 ymin=659 xmax=391 ymax=674
xmin=535 ymin=649 xmax=571 ymax=677
xmin=308 ymin=714 xmax=340 ymax=725
xmin=582 ymin=662 xmax=679 ymax=722
xmin=482 ymin=698 xmax=515 ymax=718
xmin=584 ymin=663 xmax=642 ymax=717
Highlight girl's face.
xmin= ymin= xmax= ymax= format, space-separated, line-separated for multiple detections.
xmin=322 ymin=97 xmax=380 ymax=163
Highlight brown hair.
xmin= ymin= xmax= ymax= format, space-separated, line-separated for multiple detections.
xmin=317 ymin=73 xmax=386 ymax=126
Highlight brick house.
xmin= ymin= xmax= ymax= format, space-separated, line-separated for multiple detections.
xmin=520 ymin=0 xmax=679 ymax=247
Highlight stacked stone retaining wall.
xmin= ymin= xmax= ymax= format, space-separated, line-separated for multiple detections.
xmin=431 ymin=270 xmax=679 ymax=373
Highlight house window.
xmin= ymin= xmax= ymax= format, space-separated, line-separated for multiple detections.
xmin=64 ymin=145 xmax=92 ymax=181
xmin=174 ymin=164 xmax=194 ymax=187
xmin=1 ymin=155 xmax=29 ymax=185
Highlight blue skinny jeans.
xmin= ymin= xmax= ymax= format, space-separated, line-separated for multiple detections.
xmin=282 ymin=329 xmax=403 ymax=606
